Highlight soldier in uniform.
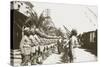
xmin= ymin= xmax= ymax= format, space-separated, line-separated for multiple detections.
xmin=68 ymin=29 xmax=79 ymax=62
xmin=57 ymin=39 xmax=62 ymax=54
xmin=20 ymin=27 xmax=31 ymax=65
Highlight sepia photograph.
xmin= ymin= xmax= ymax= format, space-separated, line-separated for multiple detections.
xmin=10 ymin=1 xmax=97 ymax=66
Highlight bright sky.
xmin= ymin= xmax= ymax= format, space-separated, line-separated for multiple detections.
xmin=31 ymin=2 xmax=97 ymax=34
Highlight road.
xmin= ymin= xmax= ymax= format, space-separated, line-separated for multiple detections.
xmin=43 ymin=48 xmax=97 ymax=64
xmin=12 ymin=48 xmax=97 ymax=66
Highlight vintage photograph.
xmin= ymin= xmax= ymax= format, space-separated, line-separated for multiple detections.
xmin=10 ymin=1 xmax=97 ymax=66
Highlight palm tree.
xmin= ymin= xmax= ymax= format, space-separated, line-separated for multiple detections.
xmin=24 ymin=8 xmax=59 ymax=39
xmin=55 ymin=28 xmax=64 ymax=38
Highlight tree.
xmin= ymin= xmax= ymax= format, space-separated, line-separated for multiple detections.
xmin=55 ymin=28 xmax=64 ymax=38
xmin=24 ymin=9 xmax=59 ymax=39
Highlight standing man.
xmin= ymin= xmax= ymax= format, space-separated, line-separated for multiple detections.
xmin=57 ymin=39 xmax=62 ymax=54
xmin=68 ymin=29 xmax=79 ymax=62
xmin=20 ymin=27 xmax=31 ymax=65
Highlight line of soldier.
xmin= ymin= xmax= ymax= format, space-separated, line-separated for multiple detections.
xmin=20 ymin=26 xmax=58 ymax=65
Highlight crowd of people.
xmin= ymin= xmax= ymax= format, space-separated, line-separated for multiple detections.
xmin=19 ymin=25 xmax=79 ymax=65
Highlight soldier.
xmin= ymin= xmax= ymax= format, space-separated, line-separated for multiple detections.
xmin=68 ymin=29 xmax=79 ymax=62
xmin=29 ymin=33 xmax=37 ymax=65
xmin=20 ymin=27 xmax=31 ymax=65
xmin=57 ymin=39 xmax=62 ymax=54
xmin=62 ymin=38 xmax=69 ymax=63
